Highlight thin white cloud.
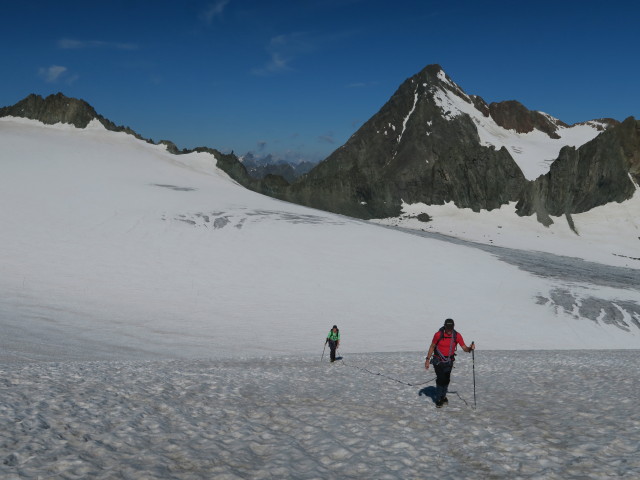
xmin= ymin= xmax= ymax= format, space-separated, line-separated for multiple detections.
xmin=200 ymin=0 xmax=230 ymax=25
xmin=38 ymin=65 xmax=68 ymax=83
xmin=252 ymin=30 xmax=353 ymax=77
xmin=252 ymin=32 xmax=312 ymax=76
xmin=38 ymin=65 xmax=78 ymax=84
xmin=58 ymin=38 xmax=138 ymax=50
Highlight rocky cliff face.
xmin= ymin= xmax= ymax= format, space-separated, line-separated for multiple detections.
xmin=488 ymin=100 xmax=565 ymax=139
xmin=0 ymin=92 xmax=146 ymax=140
xmin=261 ymin=65 xmax=633 ymax=225
xmin=516 ymin=117 xmax=640 ymax=226
xmin=0 ymin=93 xmax=99 ymax=128
xmin=271 ymin=65 xmax=530 ymax=218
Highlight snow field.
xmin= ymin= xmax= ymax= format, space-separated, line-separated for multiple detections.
xmin=376 ymin=197 xmax=640 ymax=270
xmin=3 ymin=117 xmax=638 ymax=360
xmin=1 ymin=351 xmax=638 ymax=479
xmin=2 ymin=91 xmax=640 ymax=480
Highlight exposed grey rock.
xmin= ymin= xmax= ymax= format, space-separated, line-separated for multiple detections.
xmin=265 ymin=64 xmax=529 ymax=219
xmin=190 ymin=146 xmax=254 ymax=186
xmin=489 ymin=100 xmax=565 ymax=139
xmin=0 ymin=92 xmax=98 ymax=128
xmin=159 ymin=140 xmax=180 ymax=154
xmin=0 ymin=92 xmax=154 ymax=146
xmin=253 ymin=65 xmax=633 ymax=226
xmin=516 ymin=117 xmax=640 ymax=223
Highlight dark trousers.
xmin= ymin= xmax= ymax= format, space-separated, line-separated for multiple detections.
xmin=328 ymin=340 xmax=337 ymax=361
xmin=434 ymin=362 xmax=453 ymax=400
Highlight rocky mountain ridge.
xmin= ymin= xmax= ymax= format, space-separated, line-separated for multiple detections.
xmin=516 ymin=116 xmax=640 ymax=226
xmin=264 ymin=65 xmax=636 ymax=227
xmin=2 ymin=67 xmax=638 ymax=231
xmin=0 ymin=92 xmax=254 ymax=187
xmin=240 ymin=153 xmax=317 ymax=182
xmin=0 ymin=93 xmax=143 ymax=139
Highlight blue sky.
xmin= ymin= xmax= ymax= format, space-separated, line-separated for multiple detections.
xmin=2 ymin=0 xmax=639 ymax=162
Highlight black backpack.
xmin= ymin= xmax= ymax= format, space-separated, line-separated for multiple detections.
xmin=436 ymin=326 xmax=457 ymax=346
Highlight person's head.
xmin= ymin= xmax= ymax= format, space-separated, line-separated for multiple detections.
xmin=444 ymin=318 xmax=454 ymax=331
xmin=332 ymin=325 xmax=338 ymax=331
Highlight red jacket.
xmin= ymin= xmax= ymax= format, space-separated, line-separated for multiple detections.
xmin=432 ymin=330 xmax=466 ymax=358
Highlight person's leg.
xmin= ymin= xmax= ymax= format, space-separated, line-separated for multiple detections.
xmin=434 ymin=364 xmax=446 ymax=402
xmin=434 ymin=364 xmax=452 ymax=406
xmin=329 ymin=340 xmax=336 ymax=361
xmin=441 ymin=367 xmax=451 ymax=402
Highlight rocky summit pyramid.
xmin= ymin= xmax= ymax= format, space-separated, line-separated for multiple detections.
xmin=278 ymin=65 xmax=530 ymax=218
xmin=266 ymin=64 xmax=638 ymax=224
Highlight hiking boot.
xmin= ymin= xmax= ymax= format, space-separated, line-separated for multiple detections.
xmin=435 ymin=398 xmax=444 ymax=408
xmin=442 ymin=397 xmax=448 ymax=405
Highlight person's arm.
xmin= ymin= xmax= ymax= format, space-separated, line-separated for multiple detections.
xmin=460 ymin=341 xmax=475 ymax=353
xmin=425 ymin=343 xmax=436 ymax=369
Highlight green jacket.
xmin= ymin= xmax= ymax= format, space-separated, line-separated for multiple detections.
xmin=327 ymin=330 xmax=340 ymax=341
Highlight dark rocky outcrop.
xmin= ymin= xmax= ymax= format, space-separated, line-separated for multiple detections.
xmin=191 ymin=147 xmax=254 ymax=185
xmin=0 ymin=92 xmax=98 ymax=128
xmin=0 ymin=92 xmax=145 ymax=140
xmin=489 ymin=100 xmax=565 ymax=139
xmin=516 ymin=117 xmax=640 ymax=225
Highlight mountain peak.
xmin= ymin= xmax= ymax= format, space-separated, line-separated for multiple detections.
xmin=0 ymin=93 xmax=151 ymax=144
xmin=412 ymin=64 xmax=464 ymax=91
xmin=420 ymin=63 xmax=445 ymax=76
xmin=263 ymin=63 xmax=630 ymax=221
xmin=0 ymin=92 xmax=99 ymax=128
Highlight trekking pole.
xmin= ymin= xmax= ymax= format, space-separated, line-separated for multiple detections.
xmin=321 ymin=342 xmax=327 ymax=362
xmin=471 ymin=342 xmax=476 ymax=409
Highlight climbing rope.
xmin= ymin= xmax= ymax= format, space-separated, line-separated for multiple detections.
xmin=333 ymin=351 xmax=437 ymax=387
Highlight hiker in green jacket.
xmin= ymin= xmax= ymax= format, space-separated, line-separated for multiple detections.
xmin=325 ymin=325 xmax=340 ymax=362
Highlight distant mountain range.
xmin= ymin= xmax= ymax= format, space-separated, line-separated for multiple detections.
xmin=2 ymin=65 xmax=638 ymax=230
xmin=239 ymin=152 xmax=317 ymax=182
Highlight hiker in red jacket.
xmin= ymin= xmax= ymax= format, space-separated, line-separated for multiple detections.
xmin=425 ymin=318 xmax=474 ymax=408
